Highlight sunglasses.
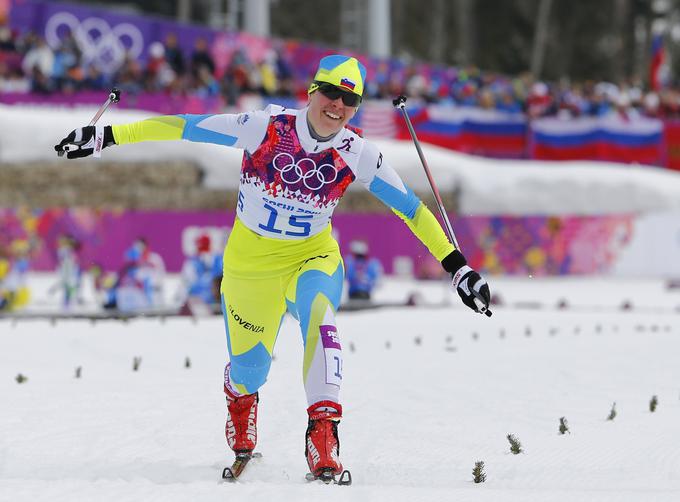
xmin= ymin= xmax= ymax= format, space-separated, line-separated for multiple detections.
xmin=314 ymin=81 xmax=362 ymax=107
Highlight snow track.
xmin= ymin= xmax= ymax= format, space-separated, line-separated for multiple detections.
xmin=1 ymin=278 xmax=680 ymax=501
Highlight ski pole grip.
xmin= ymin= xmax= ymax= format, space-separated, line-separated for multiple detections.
xmin=392 ymin=95 xmax=407 ymax=108
xmin=109 ymin=88 xmax=121 ymax=103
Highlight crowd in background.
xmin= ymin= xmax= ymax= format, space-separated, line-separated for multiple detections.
xmin=3 ymin=20 xmax=680 ymax=119
xmin=0 ymin=230 xmax=384 ymax=314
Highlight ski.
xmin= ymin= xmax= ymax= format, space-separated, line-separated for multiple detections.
xmin=305 ymin=468 xmax=352 ymax=486
xmin=221 ymin=452 xmax=262 ymax=481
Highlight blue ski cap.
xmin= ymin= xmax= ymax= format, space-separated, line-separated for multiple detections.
xmin=308 ymin=54 xmax=367 ymax=97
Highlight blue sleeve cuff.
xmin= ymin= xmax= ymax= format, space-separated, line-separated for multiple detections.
xmin=178 ymin=114 xmax=238 ymax=146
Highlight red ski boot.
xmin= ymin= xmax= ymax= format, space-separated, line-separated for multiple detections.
xmin=224 ymin=385 xmax=258 ymax=454
xmin=305 ymin=401 xmax=351 ymax=484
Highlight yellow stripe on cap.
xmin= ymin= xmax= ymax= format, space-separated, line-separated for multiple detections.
xmin=308 ymin=54 xmax=366 ymax=96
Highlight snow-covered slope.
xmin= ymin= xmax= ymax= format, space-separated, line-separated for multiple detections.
xmin=1 ymin=277 xmax=680 ymax=502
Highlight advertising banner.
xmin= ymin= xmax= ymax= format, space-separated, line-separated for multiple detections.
xmin=1 ymin=209 xmax=661 ymax=277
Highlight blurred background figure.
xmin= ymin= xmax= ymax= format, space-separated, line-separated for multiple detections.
xmin=134 ymin=237 xmax=166 ymax=307
xmin=49 ymin=234 xmax=82 ymax=309
xmin=0 ymin=239 xmax=31 ymax=311
xmin=344 ymin=240 xmax=383 ymax=301
xmin=113 ymin=242 xmax=151 ymax=312
xmin=112 ymin=238 xmax=165 ymax=312
xmin=177 ymin=233 xmax=222 ymax=316
xmin=89 ymin=263 xmax=119 ymax=311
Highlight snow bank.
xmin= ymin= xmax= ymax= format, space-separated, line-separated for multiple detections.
xmin=3 ymin=104 xmax=680 ymax=215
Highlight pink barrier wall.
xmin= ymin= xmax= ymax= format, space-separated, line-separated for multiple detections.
xmin=0 ymin=209 xmax=635 ymax=276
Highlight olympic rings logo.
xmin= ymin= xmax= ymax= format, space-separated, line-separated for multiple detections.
xmin=272 ymin=153 xmax=338 ymax=190
xmin=45 ymin=12 xmax=144 ymax=74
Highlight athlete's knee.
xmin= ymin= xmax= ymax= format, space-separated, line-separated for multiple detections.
xmin=225 ymin=360 xmax=271 ymax=395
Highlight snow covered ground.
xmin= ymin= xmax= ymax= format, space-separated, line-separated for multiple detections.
xmin=2 ymin=276 xmax=680 ymax=501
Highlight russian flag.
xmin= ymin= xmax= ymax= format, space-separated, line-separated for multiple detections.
xmin=649 ymin=34 xmax=666 ymax=91
xmin=396 ymin=106 xmax=527 ymax=158
xmin=530 ymin=116 xmax=664 ymax=165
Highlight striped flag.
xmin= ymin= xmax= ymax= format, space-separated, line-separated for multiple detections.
xmin=357 ymin=100 xmax=397 ymax=139
xmin=649 ymin=34 xmax=666 ymax=91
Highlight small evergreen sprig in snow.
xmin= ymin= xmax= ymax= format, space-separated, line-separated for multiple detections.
xmin=606 ymin=402 xmax=617 ymax=421
xmin=649 ymin=395 xmax=658 ymax=412
xmin=507 ymin=434 xmax=523 ymax=454
xmin=472 ymin=461 xmax=486 ymax=483
xmin=559 ymin=417 xmax=570 ymax=435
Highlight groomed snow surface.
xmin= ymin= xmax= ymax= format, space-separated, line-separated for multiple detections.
xmin=2 ymin=276 xmax=680 ymax=502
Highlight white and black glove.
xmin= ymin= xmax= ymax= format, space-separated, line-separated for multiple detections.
xmin=54 ymin=125 xmax=116 ymax=159
xmin=442 ymin=249 xmax=492 ymax=317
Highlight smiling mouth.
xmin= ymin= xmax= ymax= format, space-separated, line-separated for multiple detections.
xmin=323 ymin=110 xmax=342 ymax=120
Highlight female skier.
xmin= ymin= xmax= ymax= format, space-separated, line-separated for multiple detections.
xmin=55 ymin=54 xmax=491 ymax=482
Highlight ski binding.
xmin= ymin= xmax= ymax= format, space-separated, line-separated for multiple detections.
xmin=222 ymin=452 xmax=262 ymax=481
xmin=305 ymin=468 xmax=352 ymax=485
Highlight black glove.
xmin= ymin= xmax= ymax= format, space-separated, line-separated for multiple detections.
xmin=54 ymin=125 xmax=116 ymax=159
xmin=442 ymin=249 xmax=492 ymax=316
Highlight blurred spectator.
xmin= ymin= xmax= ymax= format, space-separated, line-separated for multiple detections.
xmin=81 ymin=65 xmax=107 ymax=91
xmin=643 ymin=91 xmax=660 ymax=117
xmin=257 ymin=51 xmax=279 ymax=96
xmin=21 ymin=37 xmax=53 ymax=93
xmin=89 ymin=263 xmax=118 ymax=310
xmin=144 ymin=41 xmax=176 ymax=91
xmin=192 ymin=64 xmax=220 ymax=97
xmin=134 ymin=237 xmax=166 ymax=306
xmin=0 ymin=240 xmax=31 ymax=311
xmin=0 ymin=254 xmax=12 ymax=310
xmin=0 ymin=60 xmax=29 ymax=92
xmin=177 ymin=233 xmax=222 ymax=315
xmin=273 ymin=48 xmax=294 ymax=96
xmin=101 ymin=238 xmax=166 ymax=312
xmin=113 ymin=53 xmax=144 ymax=94
xmin=222 ymin=48 xmax=254 ymax=105
xmin=190 ymin=37 xmax=215 ymax=77
xmin=114 ymin=248 xmax=151 ymax=312
xmin=526 ymin=82 xmax=553 ymax=119
xmin=0 ymin=24 xmax=16 ymax=51
xmin=496 ymin=88 xmax=522 ymax=113
xmin=163 ymin=33 xmax=185 ymax=75
xmin=478 ymin=88 xmax=495 ymax=110
xmin=344 ymin=240 xmax=383 ymax=301
xmin=49 ymin=234 xmax=82 ymax=309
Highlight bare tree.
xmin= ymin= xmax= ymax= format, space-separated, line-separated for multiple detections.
xmin=177 ymin=0 xmax=191 ymax=22
xmin=455 ymin=0 xmax=475 ymax=65
xmin=429 ymin=0 xmax=447 ymax=62
xmin=530 ymin=0 xmax=553 ymax=78
xmin=611 ymin=0 xmax=632 ymax=82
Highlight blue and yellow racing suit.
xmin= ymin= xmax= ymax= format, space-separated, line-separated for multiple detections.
xmin=112 ymin=105 xmax=455 ymax=406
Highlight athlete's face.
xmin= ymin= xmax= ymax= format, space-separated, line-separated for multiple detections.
xmin=308 ymin=87 xmax=358 ymax=137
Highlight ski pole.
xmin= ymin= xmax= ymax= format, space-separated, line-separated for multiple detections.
xmin=393 ymin=95 xmax=491 ymax=316
xmin=392 ymin=95 xmax=459 ymax=249
xmin=59 ymin=88 xmax=121 ymax=156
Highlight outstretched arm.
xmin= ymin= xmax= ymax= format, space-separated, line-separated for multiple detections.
xmin=357 ymin=141 xmax=491 ymax=315
xmin=55 ymin=107 xmax=275 ymax=159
